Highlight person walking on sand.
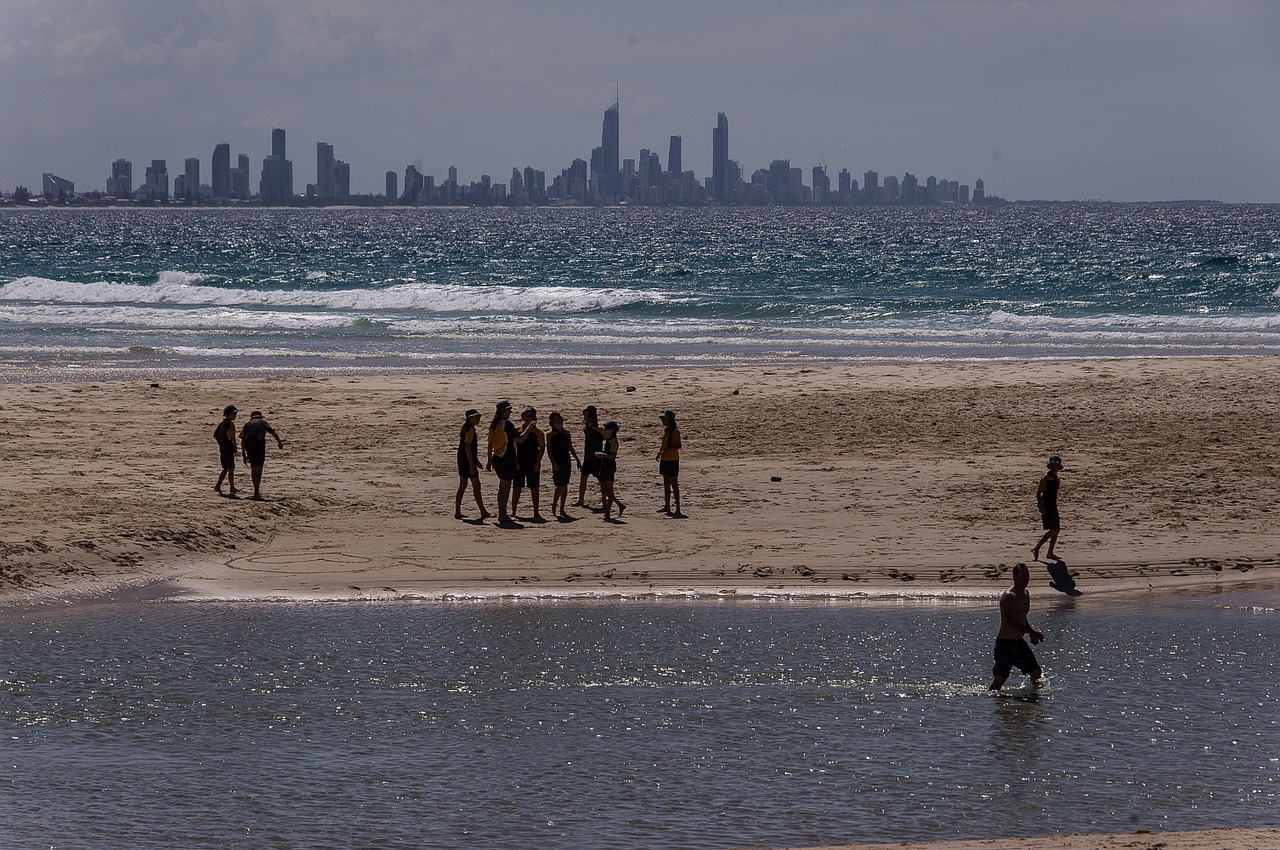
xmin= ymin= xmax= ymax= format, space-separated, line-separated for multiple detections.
xmin=455 ymin=408 xmax=491 ymax=521
xmin=546 ymin=411 xmax=581 ymax=520
xmin=485 ymin=401 xmax=521 ymax=525
xmin=511 ymin=407 xmax=546 ymax=521
xmin=213 ymin=404 xmax=241 ymax=498
xmin=989 ymin=562 xmax=1045 ymax=692
xmin=596 ymin=420 xmax=626 ymax=521
xmin=1033 ymin=455 xmax=1064 ymax=561
xmin=655 ymin=409 xmax=683 ymax=517
xmin=240 ymin=409 xmax=285 ymax=501
xmin=576 ymin=405 xmax=606 ymax=510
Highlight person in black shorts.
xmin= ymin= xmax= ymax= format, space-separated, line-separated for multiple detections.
xmin=1033 ymin=455 xmax=1064 ymax=561
xmin=511 ymin=407 xmax=546 ymax=521
xmin=546 ymin=411 xmax=581 ymax=520
xmin=213 ymin=404 xmax=240 ymax=498
xmin=485 ymin=401 xmax=521 ymax=525
xmin=455 ymin=408 xmax=491 ymax=521
xmin=655 ymin=409 xmax=683 ymax=517
xmin=989 ymin=563 xmax=1045 ymax=691
xmin=239 ymin=409 xmax=285 ymax=501
xmin=595 ymin=420 xmax=626 ymax=521
xmin=576 ymin=405 xmax=605 ymax=510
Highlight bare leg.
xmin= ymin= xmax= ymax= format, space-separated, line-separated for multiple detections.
xmin=497 ymin=481 xmax=512 ymax=523
xmin=455 ymin=478 xmax=467 ymax=519
xmin=671 ymin=478 xmax=681 ymax=516
xmin=576 ymin=471 xmax=591 ymax=507
xmin=470 ymin=477 xmax=490 ymax=518
xmin=250 ymin=464 xmax=264 ymax=499
xmin=511 ymin=486 xmax=523 ymax=518
xmin=531 ymin=488 xmax=542 ymax=519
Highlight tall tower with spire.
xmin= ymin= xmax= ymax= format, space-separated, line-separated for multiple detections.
xmin=712 ymin=112 xmax=730 ymax=203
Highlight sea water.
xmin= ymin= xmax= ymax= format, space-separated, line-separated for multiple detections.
xmin=1 ymin=589 xmax=1276 ymax=850
xmin=2 ymin=204 xmax=1280 ymax=376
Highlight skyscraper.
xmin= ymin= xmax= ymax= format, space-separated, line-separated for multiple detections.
xmin=107 ymin=158 xmax=132 ymax=198
xmin=145 ymin=159 xmax=168 ymax=201
xmin=600 ymin=100 xmax=620 ymax=204
xmin=712 ymin=113 xmax=729 ymax=203
xmin=316 ymin=142 xmax=335 ymax=199
xmin=232 ymin=154 xmax=250 ymax=200
xmin=260 ymin=128 xmax=293 ymax=203
xmin=386 ymin=170 xmax=398 ymax=201
xmin=212 ymin=144 xmax=231 ymax=198
xmin=668 ymin=136 xmax=682 ymax=178
xmin=184 ymin=157 xmax=200 ymax=201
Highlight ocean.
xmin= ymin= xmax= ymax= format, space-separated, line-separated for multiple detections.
xmin=2 ymin=204 xmax=1279 ymax=377
xmin=1 ymin=591 xmax=1277 ymax=849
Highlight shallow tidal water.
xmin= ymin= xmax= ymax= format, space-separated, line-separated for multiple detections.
xmin=1 ymin=588 xmax=1277 ymax=850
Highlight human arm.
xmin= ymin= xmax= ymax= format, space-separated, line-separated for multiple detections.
xmin=264 ymin=424 xmax=285 ymax=449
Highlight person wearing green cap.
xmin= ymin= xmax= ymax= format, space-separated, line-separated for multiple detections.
xmin=655 ymin=409 xmax=683 ymax=517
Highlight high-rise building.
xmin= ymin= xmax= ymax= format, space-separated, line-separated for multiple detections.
xmin=316 ymin=142 xmax=335 ymax=198
xmin=668 ymin=136 xmax=682 ymax=178
xmin=260 ymin=129 xmax=293 ymax=203
xmin=600 ymin=101 xmax=620 ymax=203
xmin=232 ymin=154 xmax=250 ymax=200
xmin=332 ymin=161 xmax=350 ymax=200
xmin=864 ymin=170 xmax=879 ymax=203
xmin=144 ymin=160 xmax=168 ymax=201
xmin=42 ymin=173 xmax=74 ymax=201
xmin=184 ymin=158 xmax=200 ymax=201
xmin=212 ymin=144 xmax=231 ymax=198
xmin=712 ymin=113 xmax=729 ymax=202
xmin=107 ymin=158 xmax=132 ymax=198
xmin=385 ymin=170 xmax=398 ymax=201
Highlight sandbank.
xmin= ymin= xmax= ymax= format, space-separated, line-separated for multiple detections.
xmin=1 ymin=357 xmax=1278 ymax=606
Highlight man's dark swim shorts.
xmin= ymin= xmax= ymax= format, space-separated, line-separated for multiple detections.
xmin=659 ymin=459 xmax=679 ymax=478
xmin=992 ymin=637 xmax=1041 ymax=679
xmin=1041 ymin=509 xmax=1060 ymax=530
xmin=220 ymin=447 xmax=236 ymax=471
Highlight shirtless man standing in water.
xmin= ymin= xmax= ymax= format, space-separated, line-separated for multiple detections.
xmin=989 ymin=562 xmax=1045 ymax=691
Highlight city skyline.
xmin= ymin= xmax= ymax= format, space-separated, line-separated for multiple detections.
xmin=23 ymin=109 xmax=995 ymax=208
xmin=2 ymin=1 xmax=1279 ymax=202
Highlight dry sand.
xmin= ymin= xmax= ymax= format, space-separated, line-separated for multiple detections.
xmin=2 ymin=357 xmax=1277 ymax=850
xmin=1 ymin=357 xmax=1279 ymax=603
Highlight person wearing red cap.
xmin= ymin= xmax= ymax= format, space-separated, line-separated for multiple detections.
xmin=239 ymin=409 xmax=285 ymax=501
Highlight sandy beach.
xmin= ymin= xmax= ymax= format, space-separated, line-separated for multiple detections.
xmin=761 ymin=826 xmax=1280 ymax=850
xmin=3 ymin=356 xmax=1278 ymax=850
xmin=1 ymin=356 xmax=1279 ymax=603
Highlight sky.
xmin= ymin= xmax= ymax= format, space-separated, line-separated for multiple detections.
xmin=1 ymin=0 xmax=1278 ymax=202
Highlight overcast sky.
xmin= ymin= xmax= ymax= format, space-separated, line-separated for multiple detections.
xmin=2 ymin=0 xmax=1278 ymax=202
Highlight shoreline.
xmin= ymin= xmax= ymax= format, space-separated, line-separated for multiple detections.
xmin=4 ymin=356 xmax=1280 ymax=608
xmin=762 ymin=826 xmax=1280 ymax=850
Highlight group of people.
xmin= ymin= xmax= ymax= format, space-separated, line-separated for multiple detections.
xmin=212 ymin=405 xmax=286 ymax=501
xmin=455 ymin=402 xmax=683 ymax=526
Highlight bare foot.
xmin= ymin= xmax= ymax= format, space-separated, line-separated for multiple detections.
xmin=1032 ymin=546 xmax=1041 ymax=561
xmin=455 ymin=512 xmax=465 ymax=520
xmin=617 ymin=504 xmax=626 ymax=518
xmin=480 ymin=511 xmax=493 ymax=520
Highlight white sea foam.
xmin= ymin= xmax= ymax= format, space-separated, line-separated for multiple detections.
xmin=0 ymin=274 xmax=659 ymax=314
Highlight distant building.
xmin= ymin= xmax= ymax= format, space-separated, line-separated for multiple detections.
xmin=231 ymin=153 xmax=250 ymax=200
xmin=332 ymin=160 xmax=350 ymax=201
xmin=183 ymin=157 xmax=200 ymax=201
xmin=712 ymin=113 xmax=729 ymax=203
xmin=212 ymin=144 xmax=231 ymax=198
xmin=144 ymin=160 xmax=168 ymax=201
xmin=42 ymin=173 xmax=74 ymax=201
xmin=316 ymin=142 xmax=335 ymax=199
xmin=385 ymin=170 xmax=397 ymax=201
xmin=260 ymin=128 xmax=293 ymax=203
xmin=107 ymin=159 xmax=132 ymax=198
xmin=863 ymin=170 xmax=879 ymax=203
xmin=599 ymin=101 xmax=620 ymax=204
xmin=668 ymin=135 xmax=682 ymax=179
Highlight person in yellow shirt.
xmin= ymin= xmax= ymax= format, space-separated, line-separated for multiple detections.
xmin=485 ymin=401 xmax=520 ymax=525
xmin=454 ymin=408 xmax=490 ymax=521
xmin=655 ymin=409 xmax=683 ymax=517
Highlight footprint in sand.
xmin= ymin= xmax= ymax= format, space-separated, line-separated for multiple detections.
xmin=887 ymin=568 xmax=916 ymax=582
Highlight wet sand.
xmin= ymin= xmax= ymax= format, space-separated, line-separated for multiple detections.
xmin=759 ymin=826 xmax=1280 ymax=850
